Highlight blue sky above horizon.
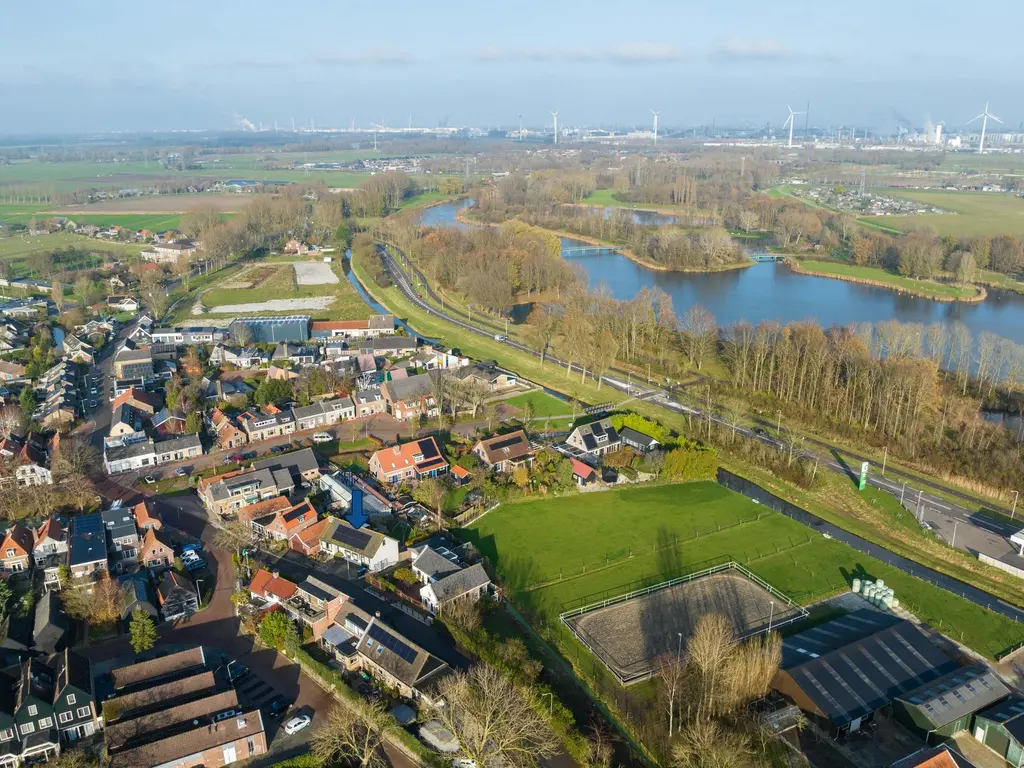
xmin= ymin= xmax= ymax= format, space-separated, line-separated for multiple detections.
xmin=3 ymin=0 xmax=1022 ymax=134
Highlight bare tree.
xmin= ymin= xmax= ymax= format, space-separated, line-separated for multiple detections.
xmin=0 ymin=406 xmax=21 ymax=439
xmin=656 ymin=652 xmax=687 ymax=739
xmin=687 ymin=614 xmax=737 ymax=720
xmin=681 ymin=305 xmax=717 ymax=371
xmin=433 ymin=665 xmax=559 ymax=768
xmin=311 ymin=701 xmax=393 ymax=768
xmin=670 ymin=719 xmax=752 ymax=768
xmin=213 ymin=518 xmax=254 ymax=556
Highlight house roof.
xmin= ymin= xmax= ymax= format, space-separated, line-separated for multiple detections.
xmin=356 ymin=618 xmax=448 ymax=690
xmin=152 ymin=407 xmax=186 ymax=427
xmin=571 ymin=459 xmax=595 ymax=479
xmin=780 ymin=610 xmax=957 ymax=727
xmin=112 ymin=388 xmax=159 ymax=413
xmin=890 ymin=745 xmax=980 ymax=768
xmin=109 ymin=670 xmax=217 ymax=720
xmin=321 ymin=518 xmax=385 ymax=559
xmin=412 ymin=548 xmax=463 ymax=581
xmin=619 ymin=426 xmax=659 ymax=447
xmin=895 ymin=665 xmax=1010 ymax=730
xmin=312 ymin=319 xmax=372 ymax=331
xmin=474 ymin=430 xmax=532 ymax=465
xmin=133 ymin=500 xmax=161 ymax=530
xmin=110 ymin=707 xmax=264 ymax=767
xmin=112 ymin=646 xmax=206 ymax=691
xmin=429 ymin=563 xmax=490 ymax=603
xmin=291 ymin=518 xmax=330 ymax=550
xmin=154 ymin=433 xmax=201 ymax=455
xmin=250 ymin=447 xmax=319 ymax=478
xmin=54 ymin=648 xmax=92 ymax=697
xmin=273 ymin=500 xmax=318 ymax=532
xmin=34 ymin=518 xmax=65 ymax=546
xmin=106 ymin=688 xmax=240 ymax=752
xmin=102 ymin=506 xmax=138 ymax=541
xmin=371 ymin=437 xmax=448 ymax=476
xmin=249 ymin=568 xmax=298 ymax=601
xmin=69 ymin=513 xmax=107 ymax=566
xmin=1 ymin=523 xmax=34 ymax=557
xmin=33 ymin=589 xmax=67 ymax=651
xmin=238 ymin=496 xmax=293 ymax=521
xmin=158 ymin=571 xmax=195 ymax=606
xmin=570 ymin=418 xmax=621 ymax=452
xmin=450 ymin=465 xmax=471 ymax=480
xmin=140 ymin=527 xmax=172 ymax=557
xmin=298 ymin=575 xmax=345 ymax=602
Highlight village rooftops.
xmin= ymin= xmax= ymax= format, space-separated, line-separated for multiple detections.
xmin=895 ymin=665 xmax=1010 ymax=731
xmin=412 ymin=547 xmax=463 ymax=582
xmin=69 ymin=513 xmax=107 ymax=566
xmin=206 ymin=467 xmax=293 ymax=502
xmin=101 ymin=506 xmax=138 ymax=541
xmin=321 ymin=518 xmax=387 ymax=559
xmin=107 ymin=670 xmax=217 ymax=720
xmin=355 ymin=618 xmax=448 ymax=691
xmin=474 ymin=430 xmax=532 ymax=466
xmin=109 ymin=707 xmax=264 ymax=767
xmin=249 ymin=569 xmax=298 ymax=601
xmin=111 ymin=646 xmax=207 ymax=691
xmin=250 ymin=446 xmax=320 ymax=478
xmin=106 ymin=688 xmax=241 ymax=751
xmin=370 ymin=437 xmax=448 ymax=476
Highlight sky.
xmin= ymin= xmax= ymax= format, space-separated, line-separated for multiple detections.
xmin=2 ymin=0 xmax=1022 ymax=134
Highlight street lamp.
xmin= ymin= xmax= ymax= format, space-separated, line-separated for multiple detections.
xmin=951 ymin=520 xmax=959 ymax=550
xmin=882 ymin=446 xmax=888 ymax=476
xmin=676 ymin=631 xmax=683 ymax=662
xmin=768 ymin=600 xmax=775 ymax=633
xmin=195 ymin=579 xmax=204 ymax=608
xmin=1012 ymin=490 xmax=1019 ymax=521
xmin=542 ymin=692 xmax=553 ymax=717
xmin=776 ymin=410 xmax=782 ymax=435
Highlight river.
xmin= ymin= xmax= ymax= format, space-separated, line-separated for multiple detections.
xmin=419 ymin=201 xmax=1024 ymax=344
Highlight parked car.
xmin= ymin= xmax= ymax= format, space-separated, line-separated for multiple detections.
xmin=267 ymin=695 xmax=292 ymax=717
xmin=284 ymin=715 xmax=311 ymax=735
xmin=243 ymin=451 xmax=258 ymax=460
xmin=229 ymin=453 xmax=243 ymax=463
xmin=271 ymin=445 xmax=286 ymax=454
xmin=182 ymin=543 xmax=202 ymax=555
xmin=227 ymin=662 xmax=249 ymax=683
xmin=313 ymin=432 xmax=332 ymax=444
xmin=175 ymin=468 xmax=187 ymax=477
xmin=144 ymin=476 xmax=156 ymax=484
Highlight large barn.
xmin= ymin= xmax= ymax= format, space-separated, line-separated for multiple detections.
xmin=773 ymin=610 xmax=957 ymax=736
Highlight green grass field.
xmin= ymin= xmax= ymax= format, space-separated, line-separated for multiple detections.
xmin=790 ymin=259 xmax=981 ymax=300
xmin=465 ymin=482 xmax=1024 ymax=660
xmin=862 ymin=189 xmax=1024 ymax=237
xmin=503 ymin=391 xmax=573 ymax=417
xmin=0 ymin=231 xmax=142 ymax=274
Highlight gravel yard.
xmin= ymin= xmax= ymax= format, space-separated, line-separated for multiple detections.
xmin=293 ymin=261 xmax=339 ymax=285
xmin=205 ymin=296 xmax=337 ymax=314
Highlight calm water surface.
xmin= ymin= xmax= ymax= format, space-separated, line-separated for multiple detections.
xmin=419 ymin=202 xmax=1024 ymax=344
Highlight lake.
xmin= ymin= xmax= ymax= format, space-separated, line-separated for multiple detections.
xmin=420 ymin=201 xmax=1024 ymax=344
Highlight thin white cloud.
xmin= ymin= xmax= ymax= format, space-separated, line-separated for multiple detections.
xmin=314 ymin=49 xmax=416 ymax=67
xmin=711 ymin=38 xmax=793 ymax=61
xmin=468 ymin=42 xmax=681 ymax=65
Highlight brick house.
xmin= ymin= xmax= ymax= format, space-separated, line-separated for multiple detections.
xmin=0 ymin=524 xmax=33 ymax=572
xmin=138 ymin=528 xmax=174 ymax=570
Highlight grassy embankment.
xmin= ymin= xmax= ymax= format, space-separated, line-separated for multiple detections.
xmin=784 ymin=258 xmax=983 ymax=301
xmin=465 ymin=482 xmax=1024 ymax=662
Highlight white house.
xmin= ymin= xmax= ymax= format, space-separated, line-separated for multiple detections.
xmin=419 ymin=562 xmax=491 ymax=616
xmin=319 ymin=518 xmax=399 ymax=573
xmin=103 ymin=435 xmax=157 ymax=475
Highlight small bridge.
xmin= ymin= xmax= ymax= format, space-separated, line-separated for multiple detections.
xmin=749 ymin=252 xmax=786 ymax=262
xmin=561 ymin=246 xmax=618 ymax=255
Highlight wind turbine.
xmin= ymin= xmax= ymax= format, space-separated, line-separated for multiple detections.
xmin=518 ymin=113 xmax=523 ymax=142
xmin=550 ymin=110 xmax=559 ymax=144
xmin=968 ymin=103 xmax=1002 ymax=154
xmin=651 ymin=109 xmax=661 ymax=146
xmin=369 ymin=122 xmax=383 ymax=151
xmin=783 ymin=104 xmax=804 ymax=148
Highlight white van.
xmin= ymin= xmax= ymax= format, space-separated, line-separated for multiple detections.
xmin=313 ymin=432 xmax=333 ymax=444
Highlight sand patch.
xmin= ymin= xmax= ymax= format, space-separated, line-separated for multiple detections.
xmin=205 ymin=296 xmax=337 ymax=314
xmin=293 ymin=262 xmax=339 ymax=285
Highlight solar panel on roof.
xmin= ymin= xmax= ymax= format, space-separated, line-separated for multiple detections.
xmin=419 ymin=440 xmax=438 ymax=459
xmin=367 ymin=624 xmax=418 ymax=664
xmin=591 ymin=422 xmax=605 ymax=436
xmin=489 ymin=436 xmax=521 ymax=451
xmin=331 ymin=525 xmax=373 ymax=551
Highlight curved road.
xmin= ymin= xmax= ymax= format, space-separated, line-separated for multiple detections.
xmin=371 ymin=245 xmax=1024 ymax=632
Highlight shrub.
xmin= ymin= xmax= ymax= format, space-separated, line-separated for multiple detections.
xmin=392 ymin=568 xmax=417 ymax=585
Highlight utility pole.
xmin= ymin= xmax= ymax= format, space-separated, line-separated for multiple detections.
xmin=951 ymin=520 xmax=959 ymax=549
xmin=1012 ymin=490 xmax=1019 ymax=520
xmin=768 ymin=600 xmax=775 ymax=633
xmin=882 ymin=446 xmax=888 ymax=476
xmin=917 ymin=489 xmax=924 ymax=522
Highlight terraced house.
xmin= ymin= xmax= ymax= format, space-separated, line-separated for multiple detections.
xmin=238 ymin=405 xmax=295 ymax=442
xmin=291 ymin=397 xmax=355 ymax=431
xmin=380 ymin=372 xmax=440 ymax=421
xmin=199 ymin=468 xmax=293 ymax=517
xmin=369 ymin=437 xmax=449 ymax=485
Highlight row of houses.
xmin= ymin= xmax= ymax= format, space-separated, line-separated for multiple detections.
xmin=103 ymin=431 xmax=202 ymax=475
xmin=198 ymin=448 xmax=321 ymax=517
xmin=101 ymin=647 xmax=267 ymax=767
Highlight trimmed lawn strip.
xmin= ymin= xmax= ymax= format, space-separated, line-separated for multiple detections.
xmin=789 ymin=259 xmax=980 ymax=300
xmin=502 ymin=391 xmax=574 ymax=418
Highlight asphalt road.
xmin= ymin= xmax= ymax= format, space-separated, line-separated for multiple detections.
xmin=372 ymin=244 xmax=1024 ymax=624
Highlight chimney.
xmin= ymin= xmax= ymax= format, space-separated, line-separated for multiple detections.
xmin=272 ymin=571 xmax=280 ymax=579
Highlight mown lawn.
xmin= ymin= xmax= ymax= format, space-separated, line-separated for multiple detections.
xmin=865 ymin=189 xmax=1024 ymax=237
xmin=465 ymin=481 xmax=1024 ymax=660
xmin=791 ymin=259 xmax=981 ymax=300
xmin=502 ymin=391 xmax=573 ymax=418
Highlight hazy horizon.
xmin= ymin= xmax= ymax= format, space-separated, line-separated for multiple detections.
xmin=3 ymin=0 xmax=1022 ymax=134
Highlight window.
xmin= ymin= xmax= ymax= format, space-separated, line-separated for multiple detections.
xmin=248 ymin=738 xmax=256 ymax=756
xmin=0 ymin=728 xmax=13 ymax=741
xmin=223 ymin=744 xmax=237 ymax=764
xmin=58 ymin=712 xmax=72 ymax=724
xmin=66 ymin=695 xmax=76 ymax=706
xmin=77 ymin=707 xmax=91 ymax=719
xmin=20 ymin=723 xmax=34 ymax=735
xmin=27 ymin=706 xmax=37 ymax=716
xmin=39 ymin=717 xmax=52 ymax=729
xmin=5 ymin=549 xmax=13 ymax=557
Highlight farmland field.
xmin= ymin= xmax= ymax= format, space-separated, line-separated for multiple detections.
xmin=859 ymin=189 xmax=1024 ymax=237
xmin=464 ymin=482 xmax=1024 ymax=661
xmin=0 ymin=232 xmax=142 ymax=274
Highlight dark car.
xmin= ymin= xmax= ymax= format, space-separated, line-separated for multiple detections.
xmin=271 ymin=445 xmax=285 ymax=454
xmin=243 ymin=451 xmax=257 ymax=460
xmin=267 ymin=695 xmax=293 ymax=717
